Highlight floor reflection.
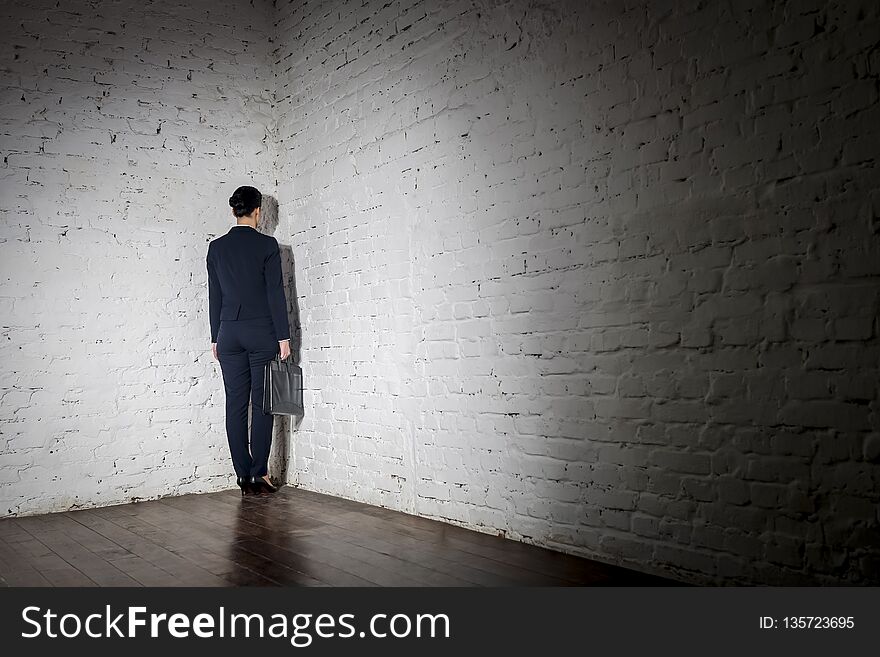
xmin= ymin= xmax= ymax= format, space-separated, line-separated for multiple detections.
xmin=225 ymin=488 xmax=316 ymax=586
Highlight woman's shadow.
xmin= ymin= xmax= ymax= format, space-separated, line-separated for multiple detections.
xmin=256 ymin=194 xmax=303 ymax=486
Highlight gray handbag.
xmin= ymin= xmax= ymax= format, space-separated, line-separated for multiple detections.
xmin=262 ymin=354 xmax=303 ymax=415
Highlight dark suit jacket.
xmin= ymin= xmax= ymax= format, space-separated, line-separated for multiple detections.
xmin=207 ymin=225 xmax=290 ymax=343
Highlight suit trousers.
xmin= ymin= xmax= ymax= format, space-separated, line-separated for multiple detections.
xmin=216 ymin=316 xmax=279 ymax=478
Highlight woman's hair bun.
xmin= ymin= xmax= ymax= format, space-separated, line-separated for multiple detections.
xmin=229 ymin=186 xmax=262 ymax=218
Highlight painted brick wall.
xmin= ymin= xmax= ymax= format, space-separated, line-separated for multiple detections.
xmin=2 ymin=0 xmax=878 ymax=586
xmin=273 ymin=0 xmax=880 ymax=584
xmin=0 ymin=0 xmax=277 ymax=515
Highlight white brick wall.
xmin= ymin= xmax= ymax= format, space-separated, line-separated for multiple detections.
xmin=2 ymin=0 xmax=878 ymax=586
xmin=0 ymin=0 xmax=277 ymax=513
xmin=273 ymin=0 xmax=880 ymax=585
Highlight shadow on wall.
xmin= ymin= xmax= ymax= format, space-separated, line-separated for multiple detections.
xmin=536 ymin=3 xmax=880 ymax=585
xmin=255 ymin=194 xmax=303 ymax=486
xmin=405 ymin=0 xmax=878 ymax=585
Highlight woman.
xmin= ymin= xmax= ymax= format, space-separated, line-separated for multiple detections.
xmin=206 ymin=185 xmax=291 ymax=496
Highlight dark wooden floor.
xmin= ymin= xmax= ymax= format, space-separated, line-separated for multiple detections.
xmin=0 ymin=486 xmax=680 ymax=586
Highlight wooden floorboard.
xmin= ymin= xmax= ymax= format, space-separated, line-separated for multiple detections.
xmin=206 ymin=490 xmax=553 ymax=585
xmin=0 ymin=486 xmax=682 ymax=587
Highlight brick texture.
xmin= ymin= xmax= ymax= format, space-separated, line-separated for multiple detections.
xmin=0 ymin=0 xmax=277 ymax=513
xmin=273 ymin=0 xmax=880 ymax=585
xmin=1 ymin=0 xmax=878 ymax=585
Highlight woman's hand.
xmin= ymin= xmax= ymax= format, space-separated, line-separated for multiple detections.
xmin=279 ymin=339 xmax=291 ymax=361
xmin=212 ymin=342 xmax=219 ymax=361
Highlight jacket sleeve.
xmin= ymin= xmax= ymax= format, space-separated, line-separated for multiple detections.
xmin=264 ymin=237 xmax=291 ymax=341
xmin=207 ymin=243 xmax=222 ymax=342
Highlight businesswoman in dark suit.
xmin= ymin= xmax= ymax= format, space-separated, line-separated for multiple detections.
xmin=207 ymin=185 xmax=291 ymax=496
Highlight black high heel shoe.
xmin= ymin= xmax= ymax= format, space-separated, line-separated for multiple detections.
xmin=236 ymin=477 xmax=252 ymax=496
xmin=248 ymin=475 xmax=278 ymax=495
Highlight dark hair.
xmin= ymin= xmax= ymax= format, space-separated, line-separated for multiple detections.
xmin=229 ymin=185 xmax=262 ymax=218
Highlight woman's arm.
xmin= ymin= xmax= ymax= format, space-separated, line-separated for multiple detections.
xmin=207 ymin=243 xmax=222 ymax=343
xmin=264 ymin=237 xmax=291 ymax=343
